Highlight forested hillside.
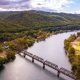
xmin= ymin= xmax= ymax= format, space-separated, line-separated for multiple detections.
xmin=0 ymin=10 xmax=80 ymax=32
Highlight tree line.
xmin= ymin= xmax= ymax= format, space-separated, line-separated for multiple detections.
xmin=64 ymin=32 xmax=80 ymax=80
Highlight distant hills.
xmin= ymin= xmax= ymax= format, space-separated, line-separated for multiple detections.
xmin=0 ymin=10 xmax=80 ymax=32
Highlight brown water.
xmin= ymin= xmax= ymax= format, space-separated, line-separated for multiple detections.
xmin=0 ymin=31 xmax=79 ymax=80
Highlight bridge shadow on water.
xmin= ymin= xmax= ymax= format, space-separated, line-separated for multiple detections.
xmin=19 ymin=55 xmax=66 ymax=80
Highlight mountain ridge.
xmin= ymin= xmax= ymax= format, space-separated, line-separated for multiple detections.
xmin=0 ymin=10 xmax=80 ymax=32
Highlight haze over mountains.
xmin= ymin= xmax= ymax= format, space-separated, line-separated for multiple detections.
xmin=0 ymin=10 xmax=80 ymax=32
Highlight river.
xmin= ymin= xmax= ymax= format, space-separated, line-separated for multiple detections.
xmin=0 ymin=31 xmax=79 ymax=80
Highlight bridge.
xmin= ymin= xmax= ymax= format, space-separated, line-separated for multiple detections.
xmin=19 ymin=50 xmax=76 ymax=80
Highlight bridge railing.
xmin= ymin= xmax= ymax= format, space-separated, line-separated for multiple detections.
xmin=19 ymin=50 xmax=76 ymax=80
xmin=60 ymin=68 xmax=76 ymax=79
xmin=44 ymin=60 xmax=59 ymax=70
xmin=33 ymin=55 xmax=44 ymax=63
xmin=24 ymin=51 xmax=34 ymax=58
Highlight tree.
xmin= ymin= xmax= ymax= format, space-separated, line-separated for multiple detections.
xmin=68 ymin=47 xmax=75 ymax=55
xmin=6 ymin=50 xmax=15 ymax=61
xmin=6 ymin=41 xmax=17 ymax=51
xmin=0 ymin=46 xmax=3 ymax=52
xmin=0 ymin=57 xmax=4 ymax=67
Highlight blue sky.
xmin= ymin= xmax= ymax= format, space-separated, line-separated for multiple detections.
xmin=65 ymin=0 xmax=80 ymax=13
xmin=0 ymin=0 xmax=80 ymax=13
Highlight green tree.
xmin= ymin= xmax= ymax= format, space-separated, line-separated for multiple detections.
xmin=68 ymin=47 xmax=75 ymax=55
xmin=0 ymin=57 xmax=4 ymax=67
xmin=0 ymin=46 xmax=3 ymax=52
xmin=6 ymin=50 xmax=15 ymax=61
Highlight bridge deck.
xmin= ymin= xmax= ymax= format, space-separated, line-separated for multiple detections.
xmin=24 ymin=51 xmax=34 ymax=58
xmin=20 ymin=50 xmax=76 ymax=80
xmin=60 ymin=68 xmax=76 ymax=79
xmin=33 ymin=55 xmax=44 ymax=63
xmin=45 ymin=60 xmax=59 ymax=71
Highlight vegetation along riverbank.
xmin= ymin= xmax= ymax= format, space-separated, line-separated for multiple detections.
xmin=0 ymin=30 xmax=52 ymax=69
xmin=64 ymin=32 xmax=80 ymax=80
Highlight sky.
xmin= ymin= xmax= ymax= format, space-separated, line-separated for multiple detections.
xmin=0 ymin=0 xmax=80 ymax=13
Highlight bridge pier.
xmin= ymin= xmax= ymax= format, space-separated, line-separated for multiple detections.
xmin=23 ymin=54 xmax=26 ymax=57
xmin=32 ymin=57 xmax=34 ymax=63
xmin=23 ymin=55 xmax=25 ymax=57
xmin=43 ymin=62 xmax=45 ymax=69
xmin=57 ymin=71 xmax=60 ymax=78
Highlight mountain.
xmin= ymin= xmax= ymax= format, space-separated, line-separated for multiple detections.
xmin=31 ymin=10 xmax=80 ymax=20
xmin=0 ymin=10 xmax=80 ymax=32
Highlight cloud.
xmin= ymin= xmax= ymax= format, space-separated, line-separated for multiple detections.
xmin=31 ymin=0 xmax=73 ymax=12
xmin=0 ymin=0 xmax=73 ymax=12
xmin=0 ymin=0 xmax=31 ymax=11
xmin=75 ymin=10 xmax=80 ymax=14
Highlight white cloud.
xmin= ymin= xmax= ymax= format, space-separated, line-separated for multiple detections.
xmin=75 ymin=10 xmax=80 ymax=14
xmin=6 ymin=0 xmax=22 ymax=2
xmin=0 ymin=8 xmax=7 ymax=11
xmin=0 ymin=0 xmax=73 ymax=12
xmin=0 ymin=8 xmax=31 ymax=11
xmin=31 ymin=0 xmax=73 ymax=12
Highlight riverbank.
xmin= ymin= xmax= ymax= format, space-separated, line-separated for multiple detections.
xmin=64 ymin=32 xmax=80 ymax=80
xmin=1 ymin=30 xmax=79 ymax=80
xmin=0 ymin=29 xmax=79 ymax=69
xmin=0 ymin=30 xmax=52 ymax=68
